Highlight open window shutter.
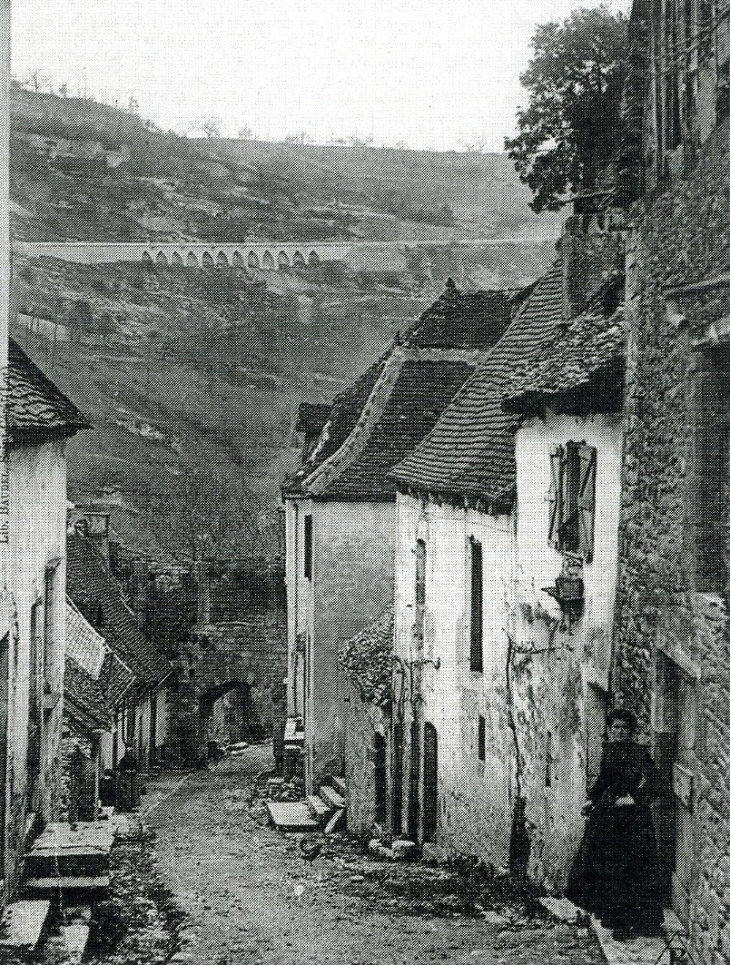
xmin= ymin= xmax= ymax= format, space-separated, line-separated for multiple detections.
xmin=548 ymin=446 xmax=563 ymax=548
xmin=577 ymin=444 xmax=597 ymax=561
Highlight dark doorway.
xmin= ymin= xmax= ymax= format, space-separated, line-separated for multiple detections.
xmin=373 ymin=732 xmax=387 ymax=826
xmin=423 ymin=723 xmax=438 ymax=842
xmin=392 ymin=722 xmax=404 ymax=835
xmin=408 ymin=719 xmax=420 ymax=839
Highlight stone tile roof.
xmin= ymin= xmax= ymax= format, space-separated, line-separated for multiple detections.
xmin=390 ymin=262 xmax=565 ymax=506
xmin=502 ymin=301 xmax=625 ymax=414
xmin=67 ymin=533 xmax=171 ymax=687
xmin=338 ymin=605 xmax=393 ymax=706
xmin=66 ymin=599 xmax=106 ymax=679
xmin=284 ymin=283 xmax=514 ymax=501
xmin=8 ymin=338 xmax=89 ymax=441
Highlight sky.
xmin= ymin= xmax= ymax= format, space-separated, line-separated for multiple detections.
xmin=12 ymin=0 xmax=632 ymax=152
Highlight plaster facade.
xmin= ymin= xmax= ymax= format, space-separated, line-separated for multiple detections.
xmin=285 ymin=497 xmax=395 ymax=791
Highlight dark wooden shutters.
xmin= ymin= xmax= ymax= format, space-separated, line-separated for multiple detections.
xmin=423 ymin=723 xmax=438 ymax=842
xmin=548 ymin=446 xmax=563 ymax=548
xmin=470 ymin=539 xmax=483 ymax=672
xmin=577 ymin=444 xmax=597 ymax=561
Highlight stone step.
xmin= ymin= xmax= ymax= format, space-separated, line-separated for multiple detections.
xmin=265 ymin=801 xmax=319 ymax=832
xmin=306 ymin=794 xmax=333 ymax=822
xmin=0 ymin=899 xmax=50 ymax=963
xmin=330 ymin=776 xmax=347 ymax=797
xmin=25 ymin=821 xmax=114 ymax=879
xmin=23 ymin=875 xmax=111 ymax=898
xmin=319 ymin=784 xmax=346 ymax=811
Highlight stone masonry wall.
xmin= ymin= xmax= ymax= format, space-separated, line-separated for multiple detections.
xmin=618 ymin=124 xmax=730 ymax=964
xmin=343 ymin=683 xmax=390 ymax=838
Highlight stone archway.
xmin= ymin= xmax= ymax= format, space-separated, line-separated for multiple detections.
xmin=293 ymin=250 xmax=305 ymax=268
xmin=278 ymin=250 xmax=290 ymax=269
xmin=308 ymin=250 xmax=320 ymax=266
xmin=156 ymin=251 xmax=168 ymax=267
xmin=202 ymin=251 xmax=214 ymax=268
xmin=247 ymin=251 xmax=260 ymax=269
xmin=186 ymin=251 xmax=199 ymax=268
xmin=199 ymin=680 xmax=255 ymax=748
xmin=232 ymin=251 xmax=243 ymax=268
xmin=262 ymin=250 xmax=275 ymax=270
xmin=142 ymin=251 xmax=153 ymax=264
xmin=216 ymin=251 xmax=229 ymax=268
xmin=172 ymin=251 xmax=183 ymax=267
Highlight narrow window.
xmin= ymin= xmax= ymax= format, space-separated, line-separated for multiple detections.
xmin=470 ymin=539 xmax=483 ymax=672
xmin=545 ymin=730 xmax=553 ymax=787
xmin=478 ymin=715 xmax=486 ymax=762
xmin=303 ymin=514 xmax=313 ymax=580
xmin=414 ymin=539 xmax=426 ymax=651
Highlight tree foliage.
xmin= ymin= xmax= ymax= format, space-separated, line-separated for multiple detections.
xmin=505 ymin=6 xmax=629 ymax=212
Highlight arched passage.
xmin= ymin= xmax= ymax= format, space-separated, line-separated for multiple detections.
xmin=216 ymin=251 xmax=229 ymax=268
xmin=278 ymin=250 xmax=290 ymax=268
xmin=308 ymin=250 xmax=320 ymax=266
xmin=199 ymin=680 xmax=256 ymax=747
xmin=142 ymin=251 xmax=153 ymax=264
xmin=232 ymin=251 xmax=243 ymax=268
xmin=156 ymin=251 xmax=168 ymax=267
xmin=172 ymin=251 xmax=183 ymax=267
xmin=186 ymin=252 xmax=199 ymax=268
xmin=202 ymin=251 xmax=214 ymax=268
xmin=247 ymin=251 xmax=260 ymax=269
xmin=262 ymin=250 xmax=275 ymax=270
xmin=293 ymin=250 xmax=305 ymax=267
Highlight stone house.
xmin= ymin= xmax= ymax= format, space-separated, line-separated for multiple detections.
xmin=608 ymin=1 xmax=730 ymax=959
xmin=1 ymin=339 xmax=89 ymax=898
xmin=66 ymin=531 xmax=171 ymax=772
xmin=282 ymin=284 xmax=515 ymax=792
xmin=387 ymin=242 xmax=625 ymax=887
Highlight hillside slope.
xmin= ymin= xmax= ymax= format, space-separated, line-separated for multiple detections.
xmin=9 ymin=86 xmax=561 ymax=564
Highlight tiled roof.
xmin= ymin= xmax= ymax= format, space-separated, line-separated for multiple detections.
xmin=8 ymin=339 xmax=89 ymax=440
xmin=284 ymin=282 xmax=514 ymax=501
xmin=390 ymin=262 xmax=565 ymax=505
xmin=402 ymin=282 xmax=513 ymax=350
xmin=66 ymin=599 xmax=106 ymax=679
xmin=502 ymin=302 xmax=625 ymax=414
xmin=67 ymin=534 xmax=171 ymax=686
xmin=321 ymin=359 xmax=474 ymax=500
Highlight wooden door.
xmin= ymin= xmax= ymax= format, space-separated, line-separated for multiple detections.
xmin=392 ymin=722 xmax=404 ymax=835
xmin=672 ymin=673 xmax=697 ymax=925
xmin=423 ymin=723 xmax=438 ymax=842
xmin=408 ymin=719 xmax=420 ymax=839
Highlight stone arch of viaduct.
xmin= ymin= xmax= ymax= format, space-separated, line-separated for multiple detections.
xmin=15 ymin=240 xmax=352 ymax=270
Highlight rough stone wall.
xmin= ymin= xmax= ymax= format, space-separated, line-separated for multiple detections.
xmin=618 ymin=126 xmax=730 ymax=964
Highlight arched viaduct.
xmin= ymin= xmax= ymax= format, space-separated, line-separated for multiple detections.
xmin=14 ymin=240 xmax=352 ymax=270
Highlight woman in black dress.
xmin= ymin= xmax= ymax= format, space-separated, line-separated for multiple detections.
xmin=566 ymin=708 xmax=663 ymax=941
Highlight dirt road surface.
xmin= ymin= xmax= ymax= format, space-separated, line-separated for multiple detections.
xmin=143 ymin=745 xmax=603 ymax=965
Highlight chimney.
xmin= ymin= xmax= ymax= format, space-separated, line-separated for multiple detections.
xmin=196 ymin=561 xmax=211 ymax=626
xmin=560 ymin=212 xmax=626 ymax=321
xmin=68 ymin=508 xmax=111 ymax=561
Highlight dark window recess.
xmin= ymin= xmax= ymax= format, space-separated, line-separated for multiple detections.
xmin=415 ymin=539 xmax=426 ymax=651
xmin=548 ymin=443 xmax=596 ymax=561
xmin=478 ymin=715 xmax=486 ymax=762
xmin=470 ymin=539 xmax=483 ymax=672
xmin=303 ymin=515 xmax=313 ymax=580
xmin=695 ymin=348 xmax=730 ymax=593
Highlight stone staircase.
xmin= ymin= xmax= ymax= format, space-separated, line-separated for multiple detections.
xmin=306 ymin=775 xmax=347 ymax=833
xmin=266 ymin=775 xmax=347 ymax=834
xmin=0 ymin=819 xmax=118 ymax=963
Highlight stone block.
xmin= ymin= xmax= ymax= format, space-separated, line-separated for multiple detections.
xmin=391 ymin=839 xmax=417 ymax=861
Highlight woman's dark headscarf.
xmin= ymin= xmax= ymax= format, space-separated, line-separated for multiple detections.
xmin=606 ymin=707 xmax=637 ymax=731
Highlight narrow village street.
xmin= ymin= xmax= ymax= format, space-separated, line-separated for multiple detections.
xmin=142 ymin=745 xmax=602 ymax=965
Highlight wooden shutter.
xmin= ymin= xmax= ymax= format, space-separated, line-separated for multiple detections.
xmin=577 ymin=444 xmax=597 ymax=561
xmin=470 ymin=540 xmax=483 ymax=672
xmin=548 ymin=446 xmax=564 ymax=548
